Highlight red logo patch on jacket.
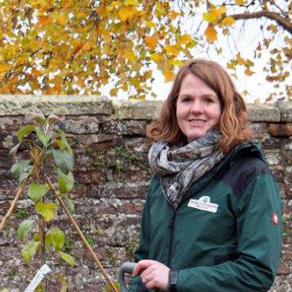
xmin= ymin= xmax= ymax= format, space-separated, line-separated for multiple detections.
xmin=272 ymin=213 xmax=279 ymax=225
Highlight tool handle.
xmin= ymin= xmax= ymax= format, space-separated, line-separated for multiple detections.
xmin=118 ymin=262 xmax=136 ymax=292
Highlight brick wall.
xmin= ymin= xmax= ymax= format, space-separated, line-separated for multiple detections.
xmin=0 ymin=96 xmax=291 ymax=291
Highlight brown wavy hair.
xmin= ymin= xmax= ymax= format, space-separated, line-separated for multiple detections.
xmin=147 ymin=59 xmax=251 ymax=153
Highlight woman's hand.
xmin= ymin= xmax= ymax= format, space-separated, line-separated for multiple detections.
xmin=132 ymin=260 xmax=170 ymax=291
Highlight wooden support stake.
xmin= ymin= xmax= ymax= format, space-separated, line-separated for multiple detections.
xmin=0 ymin=173 xmax=32 ymax=232
xmin=45 ymin=175 xmax=119 ymax=292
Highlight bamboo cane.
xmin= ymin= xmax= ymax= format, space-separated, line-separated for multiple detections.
xmin=0 ymin=172 xmax=32 ymax=232
xmin=45 ymin=174 xmax=119 ymax=292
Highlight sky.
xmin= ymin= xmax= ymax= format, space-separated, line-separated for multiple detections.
xmin=149 ymin=17 xmax=289 ymax=104
xmin=102 ymin=2 xmax=291 ymax=104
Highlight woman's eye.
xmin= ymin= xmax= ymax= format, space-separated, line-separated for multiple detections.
xmin=181 ymin=97 xmax=191 ymax=102
xmin=204 ymin=98 xmax=214 ymax=104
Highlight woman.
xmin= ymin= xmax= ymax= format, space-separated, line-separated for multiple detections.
xmin=129 ymin=59 xmax=282 ymax=292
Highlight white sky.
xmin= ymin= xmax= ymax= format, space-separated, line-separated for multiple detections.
xmin=102 ymin=3 xmax=291 ymax=104
xmin=150 ymin=17 xmax=290 ymax=104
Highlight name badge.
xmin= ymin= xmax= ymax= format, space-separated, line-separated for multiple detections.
xmin=188 ymin=196 xmax=218 ymax=213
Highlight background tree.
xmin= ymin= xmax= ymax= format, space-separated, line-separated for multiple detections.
xmin=0 ymin=0 xmax=291 ymax=100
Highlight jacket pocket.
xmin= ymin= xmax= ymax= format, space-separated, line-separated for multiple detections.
xmin=213 ymin=253 xmax=239 ymax=265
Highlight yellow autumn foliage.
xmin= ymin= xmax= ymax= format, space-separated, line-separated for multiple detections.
xmin=164 ymin=70 xmax=176 ymax=82
xmin=0 ymin=0 xmax=289 ymax=100
xmin=205 ymin=25 xmax=217 ymax=42
xmin=144 ymin=35 xmax=158 ymax=50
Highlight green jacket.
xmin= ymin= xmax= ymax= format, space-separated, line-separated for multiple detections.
xmin=129 ymin=143 xmax=282 ymax=292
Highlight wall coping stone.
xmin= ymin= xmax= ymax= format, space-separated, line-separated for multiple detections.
xmin=112 ymin=100 xmax=163 ymax=120
xmin=0 ymin=95 xmax=113 ymax=116
xmin=246 ymin=104 xmax=281 ymax=122
xmin=278 ymin=102 xmax=292 ymax=122
xmin=0 ymin=95 xmax=291 ymax=122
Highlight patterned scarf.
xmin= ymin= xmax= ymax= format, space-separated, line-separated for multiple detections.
xmin=148 ymin=129 xmax=225 ymax=209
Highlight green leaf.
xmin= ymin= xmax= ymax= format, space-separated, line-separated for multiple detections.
xmin=45 ymin=233 xmax=52 ymax=250
xmin=16 ymin=125 xmax=35 ymax=142
xmin=52 ymin=149 xmax=74 ymax=174
xmin=51 ymin=227 xmax=65 ymax=250
xmin=36 ymin=202 xmax=57 ymax=222
xmin=53 ymin=273 xmax=68 ymax=292
xmin=21 ymin=241 xmax=40 ymax=263
xmin=66 ymin=198 xmax=75 ymax=214
xmin=10 ymin=159 xmax=30 ymax=178
xmin=19 ymin=168 xmax=31 ymax=184
xmin=28 ymin=182 xmax=49 ymax=202
xmin=58 ymin=250 xmax=76 ymax=267
xmin=17 ymin=219 xmax=35 ymax=241
xmin=104 ymin=282 xmax=120 ymax=292
xmin=30 ymin=113 xmax=46 ymax=125
xmin=35 ymin=126 xmax=50 ymax=147
xmin=34 ymin=283 xmax=45 ymax=292
xmin=58 ymin=129 xmax=73 ymax=155
xmin=57 ymin=169 xmax=74 ymax=194
xmin=33 ymin=233 xmax=39 ymax=241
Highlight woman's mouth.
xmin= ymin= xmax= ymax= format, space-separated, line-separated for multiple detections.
xmin=188 ymin=119 xmax=206 ymax=124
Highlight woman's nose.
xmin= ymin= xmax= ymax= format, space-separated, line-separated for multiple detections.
xmin=190 ymin=100 xmax=203 ymax=114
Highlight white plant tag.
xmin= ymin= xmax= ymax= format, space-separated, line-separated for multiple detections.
xmin=24 ymin=264 xmax=51 ymax=292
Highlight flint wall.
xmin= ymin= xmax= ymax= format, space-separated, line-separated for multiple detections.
xmin=0 ymin=96 xmax=291 ymax=291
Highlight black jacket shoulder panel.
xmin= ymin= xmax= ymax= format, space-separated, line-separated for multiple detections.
xmin=219 ymin=155 xmax=272 ymax=199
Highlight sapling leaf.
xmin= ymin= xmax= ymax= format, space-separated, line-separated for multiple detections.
xmin=51 ymin=227 xmax=65 ymax=250
xmin=57 ymin=273 xmax=68 ymax=292
xmin=9 ymin=142 xmax=21 ymax=160
xmin=21 ymin=241 xmax=40 ymax=263
xmin=57 ymin=169 xmax=74 ymax=194
xmin=52 ymin=149 xmax=74 ymax=174
xmin=28 ymin=182 xmax=49 ymax=202
xmin=10 ymin=159 xmax=30 ymax=178
xmin=35 ymin=127 xmax=50 ymax=147
xmin=47 ymin=114 xmax=62 ymax=125
xmin=58 ymin=250 xmax=76 ymax=267
xmin=104 ymin=282 xmax=120 ymax=292
xmin=33 ymin=233 xmax=39 ymax=242
xmin=66 ymin=198 xmax=75 ymax=214
xmin=29 ymin=113 xmax=46 ymax=126
xmin=52 ymin=139 xmax=62 ymax=149
xmin=17 ymin=219 xmax=35 ymax=241
xmin=45 ymin=233 xmax=52 ymax=250
xmin=36 ymin=202 xmax=58 ymax=222
xmin=19 ymin=168 xmax=31 ymax=184
xmin=16 ymin=125 xmax=35 ymax=142
xmin=58 ymin=129 xmax=73 ymax=155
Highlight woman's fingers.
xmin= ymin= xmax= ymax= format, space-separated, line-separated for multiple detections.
xmin=132 ymin=260 xmax=155 ymax=276
xmin=132 ymin=260 xmax=169 ymax=291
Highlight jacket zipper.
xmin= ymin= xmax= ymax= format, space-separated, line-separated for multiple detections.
xmin=167 ymin=209 xmax=177 ymax=267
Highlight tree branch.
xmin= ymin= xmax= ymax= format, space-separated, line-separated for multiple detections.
xmin=230 ymin=11 xmax=292 ymax=35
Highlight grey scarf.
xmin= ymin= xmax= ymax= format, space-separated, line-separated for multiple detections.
xmin=148 ymin=129 xmax=225 ymax=209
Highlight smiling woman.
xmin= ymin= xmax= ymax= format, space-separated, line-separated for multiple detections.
xmin=129 ymin=59 xmax=282 ymax=292
xmin=147 ymin=59 xmax=249 ymax=152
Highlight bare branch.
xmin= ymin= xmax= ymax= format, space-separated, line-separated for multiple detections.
xmin=267 ymin=0 xmax=287 ymax=18
xmin=230 ymin=11 xmax=292 ymax=35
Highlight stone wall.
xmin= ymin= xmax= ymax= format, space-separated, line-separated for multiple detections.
xmin=0 ymin=96 xmax=291 ymax=292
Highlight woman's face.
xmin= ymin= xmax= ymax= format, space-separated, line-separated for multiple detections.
xmin=176 ymin=74 xmax=222 ymax=142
